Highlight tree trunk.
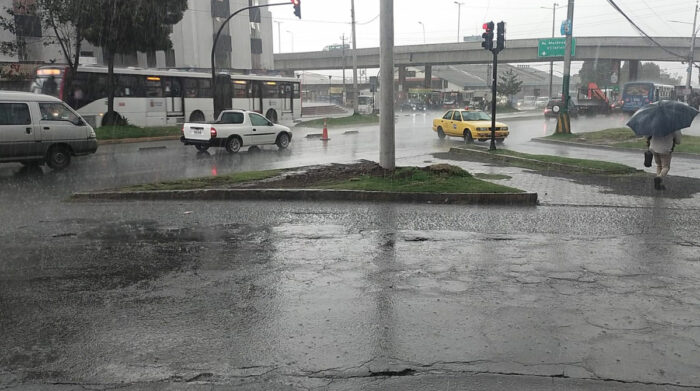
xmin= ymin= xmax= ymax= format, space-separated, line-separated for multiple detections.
xmin=105 ymin=48 xmax=116 ymax=126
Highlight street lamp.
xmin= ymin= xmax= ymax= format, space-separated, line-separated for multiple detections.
xmin=328 ymin=75 xmax=332 ymax=103
xmin=454 ymin=2 xmax=463 ymax=43
xmin=541 ymin=3 xmax=560 ymax=99
xmin=418 ymin=21 xmax=426 ymax=44
xmin=670 ymin=1 xmax=699 ymax=96
xmin=286 ymin=30 xmax=294 ymax=52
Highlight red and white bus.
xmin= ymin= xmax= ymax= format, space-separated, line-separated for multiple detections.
xmin=30 ymin=65 xmax=301 ymax=127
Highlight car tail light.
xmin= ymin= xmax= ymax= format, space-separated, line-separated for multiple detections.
xmin=210 ymin=127 xmax=217 ymax=138
xmin=181 ymin=125 xmax=185 ymax=135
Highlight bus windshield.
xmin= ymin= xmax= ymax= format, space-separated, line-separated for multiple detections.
xmin=623 ymin=83 xmax=652 ymax=98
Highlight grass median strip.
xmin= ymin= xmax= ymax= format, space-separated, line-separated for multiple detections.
xmin=96 ymin=125 xmax=182 ymax=140
xmin=296 ymin=113 xmax=379 ymax=128
xmin=544 ymin=128 xmax=700 ymax=154
xmin=449 ymin=146 xmax=640 ymax=175
xmin=112 ymin=163 xmax=522 ymax=194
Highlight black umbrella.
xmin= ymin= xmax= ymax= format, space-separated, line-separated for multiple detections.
xmin=626 ymin=100 xmax=698 ymax=137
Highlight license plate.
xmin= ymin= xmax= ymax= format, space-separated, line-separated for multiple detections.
xmin=192 ymin=128 xmax=203 ymax=135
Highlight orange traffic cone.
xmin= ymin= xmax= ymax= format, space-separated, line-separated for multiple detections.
xmin=321 ymin=118 xmax=330 ymax=141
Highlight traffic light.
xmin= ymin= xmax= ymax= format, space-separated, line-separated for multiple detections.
xmin=481 ymin=22 xmax=494 ymax=51
xmin=496 ymin=21 xmax=505 ymax=52
xmin=292 ymin=0 xmax=301 ymax=19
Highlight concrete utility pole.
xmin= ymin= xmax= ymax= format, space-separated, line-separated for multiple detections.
xmin=379 ymin=0 xmax=395 ymax=169
xmin=557 ymin=0 xmax=574 ymax=134
xmin=687 ymin=0 xmax=698 ymax=95
xmin=341 ymin=33 xmax=347 ymax=105
xmin=454 ymin=2 xmax=463 ymax=43
xmin=274 ymin=21 xmax=282 ymax=53
xmin=351 ymin=0 xmax=359 ymax=113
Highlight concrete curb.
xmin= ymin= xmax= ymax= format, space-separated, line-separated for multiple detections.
xmin=70 ymin=188 xmax=538 ymax=206
xmin=530 ymin=137 xmax=700 ymax=160
xmin=98 ymin=136 xmax=180 ymax=145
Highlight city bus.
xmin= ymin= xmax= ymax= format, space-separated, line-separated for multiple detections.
xmin=30 ymin=65 xmax=301 ymax=127
xmin=621 ymin=81 xmax=674 ymax=113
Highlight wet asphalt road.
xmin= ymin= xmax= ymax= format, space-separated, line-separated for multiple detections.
xmin=1 ymin=112 xmax=700 ymax=389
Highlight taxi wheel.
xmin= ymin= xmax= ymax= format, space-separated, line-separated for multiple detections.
xmin=437 ymin=127 xmax=446 ymax=139
xmin=496 ymin=138 xmax=505 ymax=144
xmin=463 ymin=130 xmax=474 ymax=144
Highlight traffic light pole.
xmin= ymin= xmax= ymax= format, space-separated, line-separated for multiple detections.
xmin=490 ymin=51 xmax=498 ymax=151
xmin=211 ymin=2 xmax=289 ymax=118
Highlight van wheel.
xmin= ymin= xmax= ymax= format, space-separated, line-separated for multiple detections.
xmin=276 ymin=133 xmax=290 ymax=149
xmin=266 ymin=109 xmax=278 ymax=124
xmin=46 ymin=146 xmax=71 ymax=170
xmin=225 ymin=136 xmax=241 ymax=153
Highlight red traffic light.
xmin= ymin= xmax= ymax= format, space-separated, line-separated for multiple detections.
xmin=291 ymin=0 xmax=301 ymax=18
xmin=482 ymin=22 xmax=494 ymax=31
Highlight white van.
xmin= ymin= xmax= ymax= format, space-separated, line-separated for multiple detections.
xmin=0 ymin=91 xmax=97 ymax=169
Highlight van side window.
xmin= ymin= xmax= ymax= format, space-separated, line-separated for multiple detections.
xmin=0 ymin=103 xmax=31 ymax=125
xmin=39 ymin=102 xmax=80 ymax=124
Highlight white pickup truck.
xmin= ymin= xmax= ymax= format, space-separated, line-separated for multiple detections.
xmin=180 ymin=109 xmax=292 ymax=153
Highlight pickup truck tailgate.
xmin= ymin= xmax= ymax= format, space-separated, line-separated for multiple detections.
xmin=183 ymin=123 xmax=210 ymax=141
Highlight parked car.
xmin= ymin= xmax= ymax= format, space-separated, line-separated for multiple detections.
xmin=400 ymin=100 xmax=426 ymax=112
xmin=432 ymin=109 xmax=509 ymax=143
xmin=0 ymin=91 xmax=97 ymax=170
xmin=181 ymin=109 xmax=292 ymax=153
xmin=544 ymin=98 xmax=579 ymax=118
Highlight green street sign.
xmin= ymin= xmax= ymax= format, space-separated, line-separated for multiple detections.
xmin=538 ymin=38 xmax=576 ymax=58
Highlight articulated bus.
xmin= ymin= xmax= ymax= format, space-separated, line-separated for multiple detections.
xmin=30 ymin=65 xmax=301 ymax=127
xmin=621 ymin=81 xmax=674 ymax=113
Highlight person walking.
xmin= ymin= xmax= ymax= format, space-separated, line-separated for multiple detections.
xmin=649 ymin=130 xmax=682 ymax=190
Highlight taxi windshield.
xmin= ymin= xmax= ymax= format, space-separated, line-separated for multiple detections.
xmin=461 ymin=111 xmax=491 ymax=121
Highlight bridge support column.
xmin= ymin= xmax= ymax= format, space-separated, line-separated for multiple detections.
xmin=628 ymin=60 xmax=640 ymax=81
xmin=424 ymin=64 xmax=432 ymax=88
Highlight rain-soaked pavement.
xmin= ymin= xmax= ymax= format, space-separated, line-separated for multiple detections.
xmin=1 ymin=113 xmax=700 ymax=390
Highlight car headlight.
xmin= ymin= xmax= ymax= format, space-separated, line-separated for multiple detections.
xmin=476 ymin=127 xmax=487 ymax=131
xmin=502 ymin=127 xmax=509 ymax=131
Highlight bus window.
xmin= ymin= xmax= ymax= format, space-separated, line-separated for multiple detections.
xmin=233 ymin=81 xmax=248 ymax=98
xmin=183 ymin=78 xmax=198 ymax=98
xmin=293 ymin=83 xmax=300 ymax=99
xmin=85 ymin=73 xmax=108 ymax=102
xmin=116 ymin=75 xmax=143 ymax=97
xmin=164 ymin=78 xmax=182 ymax=97
xmin=145 ymin=77 xmax=163 ymax=97
xmin=198 ymin=79 xmax=212 ymax=98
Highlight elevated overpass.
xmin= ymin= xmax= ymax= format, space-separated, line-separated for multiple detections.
xmin=274 ymin=37 xmax=698 ymax=71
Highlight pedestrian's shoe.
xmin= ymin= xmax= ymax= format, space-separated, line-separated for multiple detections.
xmin=654 ymin=177 xmax=662 ymax=190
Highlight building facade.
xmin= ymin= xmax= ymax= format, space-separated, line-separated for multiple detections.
xmin=0 ymin=0 xmax=274 ymax=76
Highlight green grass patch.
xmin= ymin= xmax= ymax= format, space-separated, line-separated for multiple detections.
xmin=316 ymin=166 xmax=522 ymax=193
xmin=473 ymin=147 xmax=639 ymax=175
xmin=296 ymin=113 xmax=379 ymax=128
xmin=119 ymin=169 xmax=282 ymax=191
xmin=96 ymin=125 xmax=182 ymax=140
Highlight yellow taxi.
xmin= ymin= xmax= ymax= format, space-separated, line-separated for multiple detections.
xmin=432 ymin=110 xmax=509 ymax=143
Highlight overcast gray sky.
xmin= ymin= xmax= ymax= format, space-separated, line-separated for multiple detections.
xmin=269 ymin=0 xmax=699 ymax=82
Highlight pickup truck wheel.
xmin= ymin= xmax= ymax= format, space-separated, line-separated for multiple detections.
xmin=437 ymin=127 xmax=446 ymax=139
xmin=464 ymin=130 xmax=474 ymax=144
xmin=46 ymin=146 xmax=71 ymax=170
xmin=225 ymin=136 xmax=241 ymax=153
xmin=195 ymin=144 xmax=209 ymax=152
xmin=276 ymin=133 xmax=290 ymax=149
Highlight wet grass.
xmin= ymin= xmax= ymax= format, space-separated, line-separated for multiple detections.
xmin=474 ymin=173 xmax=512 ymax=180
xmin=96 ymin=125 xmax=181 ymax=140
xmin=545 ymin=128 xmax=700 ymax=154
xmin=118 ymin=170 xmax=282 ymax=191
xmin=316 ymin=166 xmax=522 ymax=193
xmin=296 ymin=113 xmax=379 ymax=128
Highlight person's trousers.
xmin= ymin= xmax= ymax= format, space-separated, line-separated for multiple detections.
xmin=653 ymin=152 xmax=672 ymax=177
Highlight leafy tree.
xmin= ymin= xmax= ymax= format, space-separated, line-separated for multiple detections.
xmin=578 ymin=59 xmax=616 ymax=87
xmin=496 ymin=69 xmax=523 ymax=107
xmin=620 ymin=61 xmax=682 ymax=85
xmin=80 ymin=0 xmax=188 ymax=124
